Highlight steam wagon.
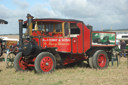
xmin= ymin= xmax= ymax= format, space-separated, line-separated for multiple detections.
xmin=14 ymin=14 xmax=116 ymax=73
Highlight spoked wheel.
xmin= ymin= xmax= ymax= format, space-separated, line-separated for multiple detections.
xmin=14 ymin=52 xmax=28 ymax=71
xmin=93 ymin=50 xmax=109 ymax=69
xmin=35 ymin=52 xmax=56 ymax=73
xmin=5 ymin=52 xmax=16 ymax=68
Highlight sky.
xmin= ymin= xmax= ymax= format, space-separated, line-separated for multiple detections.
xmin=0 ymin=0 xmax=128 ymax=34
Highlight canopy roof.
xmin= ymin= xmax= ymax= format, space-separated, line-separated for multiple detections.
xmin=0 ymin=19 xmax=8 ymax=24
xmin=24 ymin=18 xmax=83 ymax=24
xmin=34 ymin=18 xmax=83 ymax=23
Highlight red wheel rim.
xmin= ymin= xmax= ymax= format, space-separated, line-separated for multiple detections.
xmin=97 ymin=54 xmax=106 ymax=67
xmin=19 ymin=57 xmax=27 ymax=70
xmin=40 ymin=56 xmax=53 ymax=72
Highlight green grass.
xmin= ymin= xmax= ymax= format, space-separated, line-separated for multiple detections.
xmin=0 ymin=57 xmax=128 ymax=85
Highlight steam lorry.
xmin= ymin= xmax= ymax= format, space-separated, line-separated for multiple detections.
xmin=14 ymin=14 xmax=116 ymax=73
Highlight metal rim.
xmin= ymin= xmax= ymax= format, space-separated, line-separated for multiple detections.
xmin=19 ymin=57 xmax=27 ymax=70
xmin=40 ymin=56 xmax=53 ymax=72
xmin=97 ymin=54 xmax=106 ymax=67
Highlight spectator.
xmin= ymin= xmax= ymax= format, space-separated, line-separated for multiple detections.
xmin=120 ymin=40 xmax=126 ymax=57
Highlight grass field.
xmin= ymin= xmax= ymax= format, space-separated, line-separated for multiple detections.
xmin=0 ymin=56 xmax=128 ymax=85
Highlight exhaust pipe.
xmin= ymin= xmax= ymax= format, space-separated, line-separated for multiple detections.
xmin=19 ymin=19 xmax=23 ymax=48
xmin=27 ymin=14 xmax=33 ymax=36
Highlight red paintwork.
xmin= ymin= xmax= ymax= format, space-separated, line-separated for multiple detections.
xmin=27 ymin=64 xmax=34 ymax=67
xmin=77 ymin=23 xmax=84 ymax=53
xmin=19 ymin=57 xmax=35 ymax=67
xmin=32 ymin=31 xmax=42 ymax=36
xmin=83 ymin=25 xmax=91 ymax=52
xmin=19 ymin=57 xmax=27 ymax=70
xmin=40 ymin=56 xmax=53 ymax=72
xmin=42 ymin=38 xmax=71 ymax=52
xmin=32 ymin=22 xmax=91 ymax=54
xmin=24 ymin=19 xmax=115 ymax=67
xmin=97 ymin=54 xmax=106 ymax=67
xmin=63 ymin=54 xmax=86 ymax=65
xmin=72 ymin=38 xmax=77 ymax=53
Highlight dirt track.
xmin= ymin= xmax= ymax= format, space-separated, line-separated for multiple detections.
xmin=0 ymin=35 xmax=19 ymax=39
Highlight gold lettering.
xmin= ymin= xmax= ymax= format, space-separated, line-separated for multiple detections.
xmin=58 ymin=43 xmax=69 ymax=45
xmin=48 ymin=42 xmax=57 ymax=46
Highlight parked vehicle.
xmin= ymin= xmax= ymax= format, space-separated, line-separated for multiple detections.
xmin=3 ymin=38 xmax=19 ymax=68
xmin=0 ymin=19 xmax=8 ymax=57
xmin=0 ymin=37 xmax=18 ymax=67
xmin=14 ymin=14 xmax=116 ymax=73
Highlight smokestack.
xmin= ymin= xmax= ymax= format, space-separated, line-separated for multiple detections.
xmin=27 ymin=14 xmax=33 ymax=36
xmin=19 ymin=19 xmax=23 ymax=47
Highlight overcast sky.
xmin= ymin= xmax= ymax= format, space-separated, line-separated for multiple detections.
xmin=0 ymin=0 xmax=128 ymax=34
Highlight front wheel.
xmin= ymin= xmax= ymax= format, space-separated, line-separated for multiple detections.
xmin=92 ymin=50 xmax=109 ymax=69
xmin=14 ymin=52 xmax=28 ymax=71
xmin=35 ymin=52 xmax=56 ymax=73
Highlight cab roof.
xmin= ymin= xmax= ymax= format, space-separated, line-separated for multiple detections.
xmin=24 ymin=18 xmax=83 ymax=23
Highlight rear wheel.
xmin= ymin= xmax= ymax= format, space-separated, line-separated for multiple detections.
xmin=92 ymin=50 xmax=109 ymax=69
xmin=88 ymin=57 xmax=93 ymax=68
xmin=35 ymin=52 xmax=56 ymax=73
xmin=14 ymin=52 xmax=28 ymax=71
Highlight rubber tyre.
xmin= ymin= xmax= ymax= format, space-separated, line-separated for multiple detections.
xmin=14 ymin=52 xmax=27 ymax=71
xmin=92 ymin=50 xmax=109 ymax=69
xmin=88 ymin=57 xmax=94 ymax=68
xmin=35 ymin=52 xmax=56 ymax=73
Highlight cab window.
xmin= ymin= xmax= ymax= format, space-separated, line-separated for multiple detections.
xmin=46 ymin=24 xmax=54 ymax=32
xmin=56 ymin=24 xmax=62 ymax=32
xmin=70 ymin=23 xmax=80 ymax=37
xmin=70 ymin=23 xmax=80 ymax=34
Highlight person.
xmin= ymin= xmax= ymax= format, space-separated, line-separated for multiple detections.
xmin=120 ymin=40 xmax=126 ymax=57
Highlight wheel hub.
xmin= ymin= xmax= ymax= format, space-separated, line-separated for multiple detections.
xmin=45 ymin=62 xmax=49 ymax=66
xmin=19 ymin=57 xmax=27 ymax=70
xmin=40 ymin=56 xmax=53 ymax=72
xmin=98 ymin=54 xmax=106 ymax=67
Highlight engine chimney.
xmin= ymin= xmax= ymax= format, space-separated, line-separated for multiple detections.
xmin=19 ymin=19 xmax=23 ymax=47
xmin=27 ymin=14 xmax=33 ymax=36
